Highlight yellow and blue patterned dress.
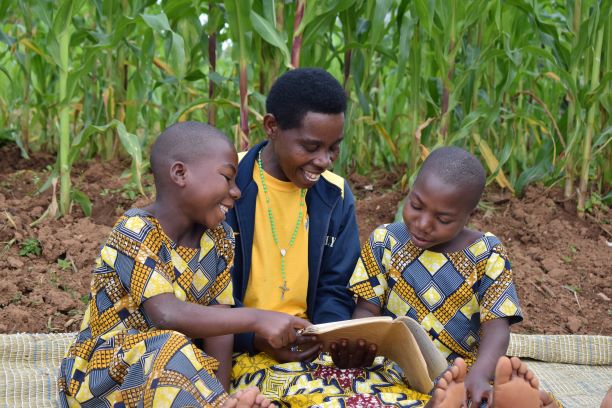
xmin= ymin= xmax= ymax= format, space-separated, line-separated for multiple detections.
xmin=58 ymin=209 xmax=235 ymax=408
xmin=349 ymin=223 xmax=523 ymax=366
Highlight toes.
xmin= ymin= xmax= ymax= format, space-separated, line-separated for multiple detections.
xmin=438 ymin=376 xmax=449 ymax=390
xmin=432 ymin=387 xmax=446 ymax=402
xmin=454 ymin=358 xmax=467 ymax=380
xmin=495 ymin=357 xmax=513 ymax=385
xmin=255 ymin=394 xmax=267 ymax=404
xmin=530 ymin=375 xmax=540 ymax=390
xmin=223 ymin=396 xmax=238 ymax=408
xmin=509 ymin=356 xmax=522 ymax=371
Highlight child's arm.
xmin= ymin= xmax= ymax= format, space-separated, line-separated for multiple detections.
xmin=464 ymin=318 xmax=511 ymax=405
xmin=352 ymin=298 xmax=380 ymax=318
xmin=202 ymin=333 xmax=233 ymax=390
xmin=143 ymin=293 xmax=310 ymax=348
xmin=201 ymin=305 xmax=233 ymax=391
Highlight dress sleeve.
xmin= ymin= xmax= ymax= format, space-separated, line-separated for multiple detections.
xmin=201 ymin=223 xmax=235 ymax=306
xmin=477 ymin=242 xmax=523 ymax=325
xmin=347 ymin=226 xmax=393 ymax=308
xmin=101 ymin=215 xmax=174 ymax=307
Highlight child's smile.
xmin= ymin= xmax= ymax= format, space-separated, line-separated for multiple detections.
xmin=263 ymin=111 xmax=344 ymax=189
xmin=183 ymin=143 xmax=241 ymax=229
xmin=303 ymin=170 xmax=321 ymax=183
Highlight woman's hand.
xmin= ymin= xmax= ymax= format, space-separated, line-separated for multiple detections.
xmin=330 ymin=339 xmax=377 ymax=369
xmin=251 ymin=310 xmax=311 ymax=349
xmin=254 ymin=333 xmax=321 ymax=363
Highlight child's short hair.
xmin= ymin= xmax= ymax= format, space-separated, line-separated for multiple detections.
xmin=417 ymin=146 xmax=486 ymax=210
xmin=266 ymin=68 xmax=346 ymax=130
xmin=150 ymin=121 xmax=230 ymax=186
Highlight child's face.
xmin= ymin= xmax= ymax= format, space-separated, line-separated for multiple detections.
xmin=268 ymin=111 xmax=344 ymax=189
xmin=402 ymin=172 xmax=472 ymax=251
xmin=183 ymin=142 xmax=241 ymax=228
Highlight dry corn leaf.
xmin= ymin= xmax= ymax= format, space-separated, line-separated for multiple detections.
xmin=472 ymin=134 xmax=515 ymax=193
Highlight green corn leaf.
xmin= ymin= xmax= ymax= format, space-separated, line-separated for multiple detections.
xmin=250 ymin=10 xmax=291 ymax=68
xmin=169 ymin=31 xmax=186 ymax=80
xmin=140 ymin=13 xmax=171 ymax=32
xmin=71 ymin=190 xmax=92 ymax=217
xmin=515 ymin=140 xmax=555 ymax=196
xmin=413 ymin=0 xmax=431 ymax=30
xmin=0 ymin=65 xmax=10 ymax=82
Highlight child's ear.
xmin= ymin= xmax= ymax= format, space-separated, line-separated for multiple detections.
xmin=169 ymin=162 xmax=187 ymax=187
xmin=263 ymin=113 xmax=279 ymax=140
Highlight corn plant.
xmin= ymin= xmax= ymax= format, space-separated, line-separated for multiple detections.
xmin=0 ymin=0 xmax=609 ymax=216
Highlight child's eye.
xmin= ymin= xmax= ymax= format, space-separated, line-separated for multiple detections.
xmin=222 ymin=174 xmax=231 ymax=182
xmin=438 ymin=218 xmax=452 ymax=225
xmin=303 ymin=144 xmax=318 ymax=153
xmin=410 ymin=202 xmax=421 ymax=210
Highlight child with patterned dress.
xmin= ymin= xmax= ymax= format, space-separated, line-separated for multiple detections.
xmin=342 ymin=146 xmax=559 ymax=407
xmin=58 ymin=122 xmax=311 ymax=408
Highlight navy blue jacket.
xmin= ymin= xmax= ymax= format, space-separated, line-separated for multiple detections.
xmin=226 ymin=141 xmax=360 ymax=354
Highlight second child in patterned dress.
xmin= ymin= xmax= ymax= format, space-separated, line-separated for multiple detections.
xmin=342 ymin=146 xmax=559 ymax=407
xmin=58 ymin=122 xmax=311 ymax=408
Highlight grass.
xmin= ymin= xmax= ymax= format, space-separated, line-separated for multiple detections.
xmin=19 ymin=238 xmax=41 ymax=257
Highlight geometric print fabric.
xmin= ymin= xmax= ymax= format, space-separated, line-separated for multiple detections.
xmin=231 ymin=352 xmax=431 ymax=407
xmin=348 ymin=223 xmax=523 ymax=366
xmin=58 ymin=209 xmax=235 ymax=407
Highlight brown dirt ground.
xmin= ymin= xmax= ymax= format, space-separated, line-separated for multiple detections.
xmin=1 ymin=144 xmax=610 ymax=336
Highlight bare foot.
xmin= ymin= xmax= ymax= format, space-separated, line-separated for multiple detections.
xmin=539 ymin=389 xmax=560 ymax=408
xmin=222 ymin=387 xmax=271 ymax=408
xmin=491 ymin=356 xmax=540 ymax=408
xmin=426 ymin=358 xmax=467 ymax=408
xmin=601 ymin=386 xmax=612 ymax=408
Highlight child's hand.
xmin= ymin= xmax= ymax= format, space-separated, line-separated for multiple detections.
xmin=252 ymin=310 xmax=311 ymax=349
xmin=330 ymin=339 xmax=377 ymax=368
xmin=464 ymin=370 xmax=492 ymax=406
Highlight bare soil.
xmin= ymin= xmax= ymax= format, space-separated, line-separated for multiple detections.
xmin=1 ymin=144 xmax=610 ymax=336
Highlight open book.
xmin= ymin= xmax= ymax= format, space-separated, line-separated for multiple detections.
xmin=303 ymin=316 xmax=448 ymax=393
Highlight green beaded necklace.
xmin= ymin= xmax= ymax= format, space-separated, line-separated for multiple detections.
xmin=257 ymin=149 xmax=306 ymax=300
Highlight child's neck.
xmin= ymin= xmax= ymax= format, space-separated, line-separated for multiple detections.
xmin=428 ymin=228 xmax=483 ymax=253
xmin=144 ymin=202 xmax=204 ymax=248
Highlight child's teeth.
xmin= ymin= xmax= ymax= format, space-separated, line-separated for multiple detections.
xmin=305 ymin=171 xmax=320 ymax=181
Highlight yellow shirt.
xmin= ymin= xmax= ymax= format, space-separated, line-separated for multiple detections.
xmin=243 ymin=163 xmax=309 ymax=318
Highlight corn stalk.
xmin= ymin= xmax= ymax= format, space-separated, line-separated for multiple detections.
xmin=224 ymin=0 xmax=251 ymax=149
xmin=564 ymin=0 xmax=582 ymax=200
xmin=1 ymin=0 xmax=610 ymax=214
xmin=291 ymin=0 xmax=305 ymax=68
xmin=578 ymin=18 xmax=604 ymax=214
xmin=52 ymin=0 xmax=84 ymax=215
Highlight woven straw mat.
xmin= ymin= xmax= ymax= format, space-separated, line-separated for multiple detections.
xmin=0 ymin=332 xmax=610 ymax=407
